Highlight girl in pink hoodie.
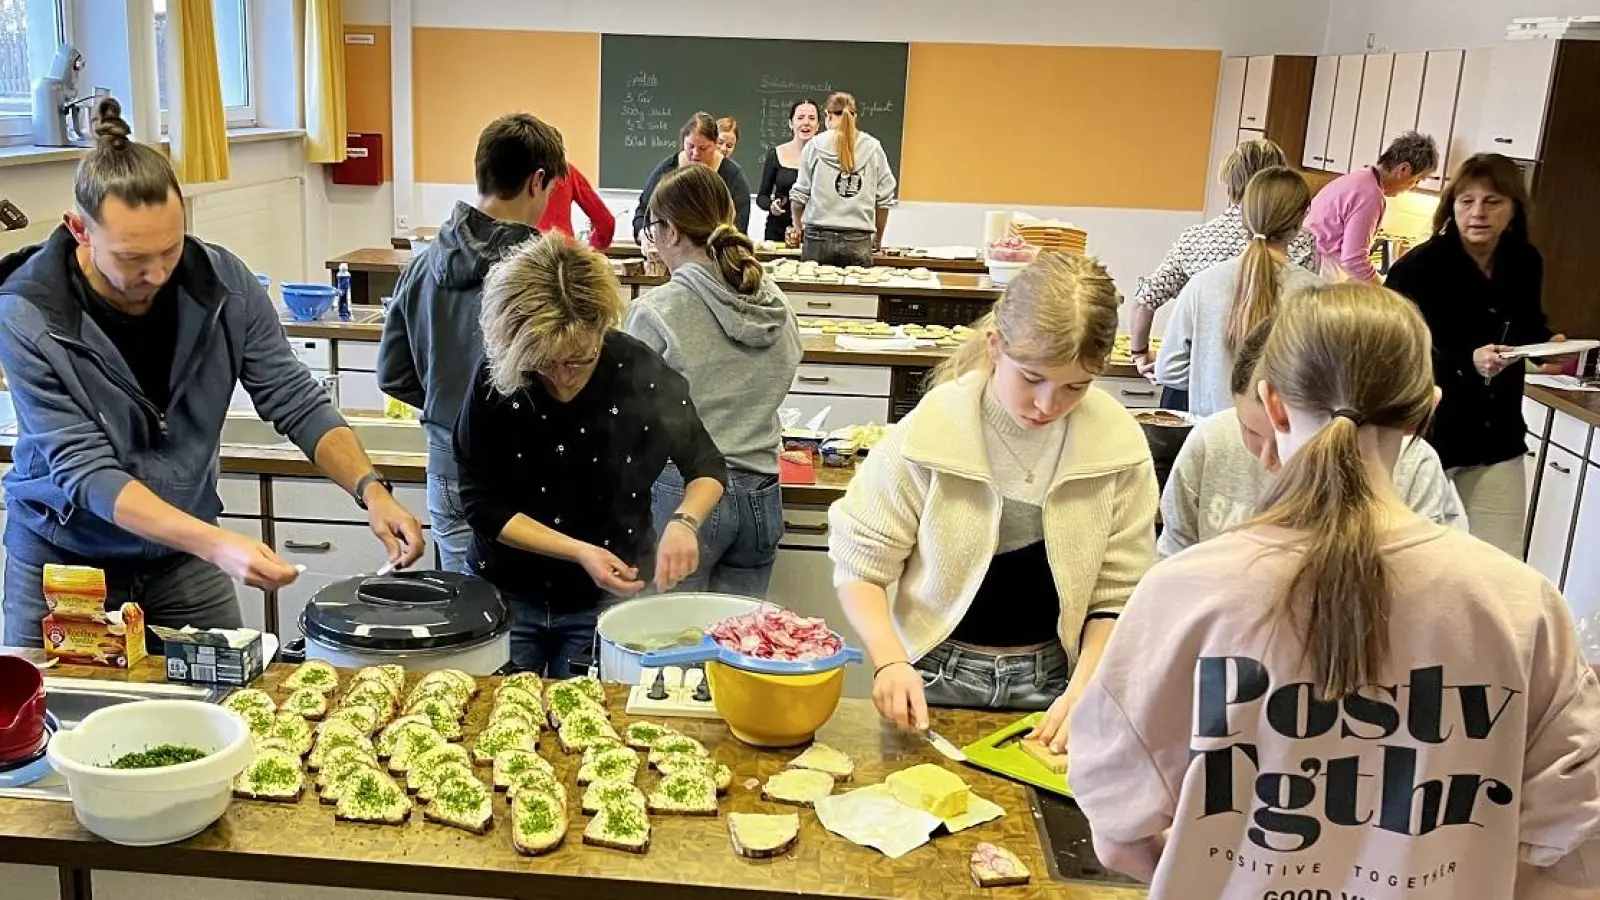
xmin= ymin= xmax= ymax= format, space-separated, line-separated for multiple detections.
xmin=1069 ymin=282 xmax=1600 ymax=899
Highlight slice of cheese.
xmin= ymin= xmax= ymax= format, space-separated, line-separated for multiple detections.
xmin=885 ymin=764 xmax=970 ymax=819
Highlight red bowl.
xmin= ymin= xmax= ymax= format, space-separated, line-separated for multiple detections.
xmin=0 ymin=655 xmax=46 ymax=764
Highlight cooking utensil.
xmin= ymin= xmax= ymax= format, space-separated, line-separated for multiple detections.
xmin=960 ymin=712 xmax=1072 ymax=798
xmin=0 ymin=654 xmax=48 ymax=764
xmin=299 ymin=570 xmax=509 ymax=675
xmin=925 ymin=729 xmax=967 ymax=762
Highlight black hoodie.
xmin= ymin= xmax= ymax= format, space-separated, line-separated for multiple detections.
xmin=377 ymin=202 xmax=536 ymax=479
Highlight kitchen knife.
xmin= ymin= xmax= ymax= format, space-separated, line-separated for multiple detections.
xmin=926 ymin=729 xmax=967 ymax=762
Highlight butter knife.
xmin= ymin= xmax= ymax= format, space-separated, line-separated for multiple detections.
xmin=926 ymin=730 xmax=967 ymax=763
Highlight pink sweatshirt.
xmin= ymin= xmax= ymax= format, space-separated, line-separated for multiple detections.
xmin=1069 ymin=519 xmax=1600 ymax=900
xmin=1304 ymin=167 xmax=1386 ymax=282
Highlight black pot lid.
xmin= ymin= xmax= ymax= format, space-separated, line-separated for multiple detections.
xmin=303 ymin=571 xmax=506 ymax=653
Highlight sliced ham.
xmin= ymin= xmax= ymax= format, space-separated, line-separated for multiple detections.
xmin=709 ymin=606 xmax=843 ymax=662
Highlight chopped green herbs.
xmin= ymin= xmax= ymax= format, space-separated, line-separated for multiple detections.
xmin=109 ymin=744 xmax=208 ymax=769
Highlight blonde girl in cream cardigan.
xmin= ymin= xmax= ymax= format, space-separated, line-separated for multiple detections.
xmin=828 ymin=253 xmax=1158 ymax=752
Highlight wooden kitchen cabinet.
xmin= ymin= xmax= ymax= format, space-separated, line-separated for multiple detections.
xmin=1349 ymin=53 xmax=1395 ymax=173
xmin=1476 ymin=41 xmax=1557 ymax=159
xmin=1527 ymin=445 xmax=1582 ymax=587
xmin=1563 ymin=463 xmax=1600 ymax=626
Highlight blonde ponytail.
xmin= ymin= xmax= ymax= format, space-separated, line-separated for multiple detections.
xmin=1225 ymin=167 xmax=1311 ymax=353
xmin=1248 ymin=283 xmax=1436 ymax=700
xmin=826 ymin=92 xmax=859 ymax=175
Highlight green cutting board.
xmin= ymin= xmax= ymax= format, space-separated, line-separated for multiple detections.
xmin=961 ymin=712 xmax=1073 ymax=798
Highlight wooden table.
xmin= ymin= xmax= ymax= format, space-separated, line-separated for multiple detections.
xmin=0 ymin=657 xmax=1144 ymax=900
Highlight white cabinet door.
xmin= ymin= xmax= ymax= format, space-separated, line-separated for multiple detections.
xmin=1563 ymin=465 xmax=1600 ymax=626
xmin=1416 ymin=50 xmax=1464 ymax=191
xmin=1526 ymin=441 xmax=1544 ymax=520
xmin=274 ymin=522 xmax=433 ymax=640
xmin=1303 ymin=55 xmax=1339 ymax=170
xmin=1382 ymin=52 xmax=1426 ymax=147
xmin=1099 ymin=376 xmax=1161 ymax=409
xmin=1206 ymin=57 xmax=1249 ymax=216
xmin=218 ymin=516 xmax=268 ymax=634
xmin=1240 ymin=56 xmax=1274 ymax=130
xmin=782 ymin=393 xmax=890 ymax=429
xmin=1350 ymin=54 xmax=1394 ymax=172
xmin=1237 ymin=128 xmax=1266 ymax=146
xmin=1324 ymin=55 xmax=1368 ymax=174
xmin=1528 ymin=446 xmax=1582 ymax=587
xmin=1477 ymin=41 xmax=1557 ymax=159
xmin=338 ymin=371 xmax=387 ymax=413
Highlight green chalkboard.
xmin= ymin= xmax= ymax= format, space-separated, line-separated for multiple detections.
xmin=599 ymin=34 xmax=908 ymax=192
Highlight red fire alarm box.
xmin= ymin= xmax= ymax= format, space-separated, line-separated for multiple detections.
xmin=330 ymin=132 xmax=383 ymax=186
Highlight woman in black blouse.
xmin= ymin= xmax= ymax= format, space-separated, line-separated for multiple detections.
xmin=454 ymin=232 xmax=727 ymax=675
xmin=756 ymin=99 xmax=819 ymax=243
xmin=1386 ymin=153 xmax=1567 ymax=557
xmin=633 ymin=112 xmax=751 ymax=246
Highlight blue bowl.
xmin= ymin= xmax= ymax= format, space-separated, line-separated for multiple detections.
xmin=281 ymin=283 xmax=338 ymax=322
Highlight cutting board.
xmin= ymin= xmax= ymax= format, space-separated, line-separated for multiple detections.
xmin=960 ymin=711 xmax=1072 ymax=798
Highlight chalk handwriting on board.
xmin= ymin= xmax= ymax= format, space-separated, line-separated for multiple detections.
xmin=618 ymin=71 xmax=676 ymax=154
xmin=627 ymin=72 xmax=658 ymax=88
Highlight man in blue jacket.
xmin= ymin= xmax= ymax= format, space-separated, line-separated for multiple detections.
xmin=0 ymin=99 xmax=424 ymax=646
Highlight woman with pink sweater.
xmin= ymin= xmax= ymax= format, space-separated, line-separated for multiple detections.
xmin=1069 ymin=283 xmax=1600 ymax=898
xmin=1302 ymin=132 xmax=1437 ymax=282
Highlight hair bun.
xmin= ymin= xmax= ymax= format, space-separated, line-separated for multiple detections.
xmin=92 ymin=97 xmax=131 ymax=149
xmin=707 ymin=223 xmax=739 ymax=248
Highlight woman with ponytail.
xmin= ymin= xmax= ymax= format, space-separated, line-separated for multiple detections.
xmin=1070 ymin=283 xmax=1600 ymax=896
xmin=1155 ymin=166 xmax=1320 ymax=416
xmin=789 ymin=92 xmax=897 ymax=266
xmin=625 ymin=164 xmax=801 ymax=595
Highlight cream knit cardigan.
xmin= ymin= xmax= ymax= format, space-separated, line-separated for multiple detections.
xmin=828 ymin=371 xmax=1158 ymax=667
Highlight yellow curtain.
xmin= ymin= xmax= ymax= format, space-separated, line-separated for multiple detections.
xmin=304 ymin=0 xmax=348 ymax=164
xmin=167 ymin=0 xmax=231 ymax=183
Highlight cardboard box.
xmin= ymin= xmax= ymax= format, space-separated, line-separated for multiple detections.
xmin=42 ymin=603 xmax=146 ymax=668
xmin=155 ymin=628 xmax=266 ymax=687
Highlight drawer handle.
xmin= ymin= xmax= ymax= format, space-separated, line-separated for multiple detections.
xmin=1120 ymin=389 xmax=1156 ymax=398
xmin=783 ymin=521 xmax=828 ymax=536
xmin=283 ymin=540 xmax=333 ymax=552
xmin=797 ymin=375 xmax=831 ymax=384
xmin=1526 ymin=450 xmax=1537 ymax=458
xmin=1493 ymin=137 xmax=1513 ymax=144
xmin=1549 ymin=462 xmax=1572 ymax=475
xmin=806 ymin=301 xmax=833 ymax=309
xmin=1244 ymin=116 xmax=1258 ymax=122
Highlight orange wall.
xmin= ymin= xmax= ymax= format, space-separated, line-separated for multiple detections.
xmin=344 ymin=25 xmax=392 ymax=180
xmin=901 ymin=44 xmax=1220 ymax=210
xmin=412 ymin=28 xmax=600 ymax=185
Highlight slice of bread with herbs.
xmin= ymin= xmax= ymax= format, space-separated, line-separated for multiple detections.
xmin=385 ymin=722 xmax=447 ymax=774
xmin=339 ymin=683 xmax=399 ymax=723
xmin=494 ymin=685 xmax=545 ymax=721
xmin=583 ymin=803 xmax=650 ymax=854
xmin=351 ymin=665 xmax=405 ymax=697
xmin=506 ymin=768 xmax=567 ymax=811
xmin=374 ymin=716 xmax=433 ymax=760
xmin=545 ymin=681 xmax=608 ymax=728
xmin=761 ymin=769 xmax=836 ymax=808
xmin=577 ymin=746 xmax=640 ymax=786
xmin=406 ymin=696 xmax=465 ymax=741
xmin=472 ymin=720 xmax=538 ymax=766
xmin=647 ymin=772 xmax=719 ymax=817
xmin=728 ymin=812 xmax=799 ymax=859
xmin=418 ymin=669 xmax=478 ymax=699
xmin=786 ymin=743 xmax=854 ymax=782
xmin=423 ymin=774 xmax=494 ymax=835
xmin=317 ymin=750 xmax=383 ymax=799
xmin=510 ymin=789 xmax=567 ymax=856
xmin=407 ymin=743 xmax=472 ymax=794
xmin=279 ymin=688 xmax=329 ymax=721
xmin=624 ymin=721 xmax=675 ymax=751
xmin=487 ymin=704 xmax=542 ymax=734
xmin=492 ymin=749 xmax=554 ymax=791
xmin=307 ymin=720 xmax=375 ymax=771
xmin=647 ymin=733 xmax=708 ymax=768
xmin=581 ymin=779 xmax=647 ymax=816
xmin=252 ymin=736 xmax=299 ymax=757
xmin=557 ymin=710 xmax=621 ymax=754
xmin=323 ymin=703 xmax=383 ymax=737
xmin=234 ymin=705 xmax=275 ymax=741
xmin=268 ymin=713 xmax=315 ymax=757
xmin=223 ymin=688 xmax=276 ymax=717
xmin=233 ymin=749 xmax=305 ymax=803
xmin=654 ymin=752 xmax=733 ymax=793
xmin=559 ymin=675 xmax=606 ymax=706
xmin=415 ymin=760 xmax=477 ymax=804
xmin=500 ymin=671 xmax=543 ymax=697
xmin=284 ymin=660 xmax=340 ymax=695
xmin=333 ymin=769 xmax=412 ymax=825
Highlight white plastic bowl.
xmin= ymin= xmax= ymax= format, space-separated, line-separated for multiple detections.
xmin=47 ymin=699 xmax=253 ymax=846
xmin=987 ymin=258 xmax=1030 ymax=285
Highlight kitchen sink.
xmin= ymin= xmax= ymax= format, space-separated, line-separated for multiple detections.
xmin=1028 ymin=788 xmax=1142 ymax=887
xmin=0 ymin=677 xmax=228 ymax=803
xmin=220 ymin=415 xmax=425 ymax=454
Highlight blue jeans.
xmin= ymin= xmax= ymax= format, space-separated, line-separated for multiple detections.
xmin=651 ymin=466 xmax=783 ymax=597
xmin=914 ymin=641 xmax=1070 ymax=711
xmin=427 ymin=473 xmax=473 ymax=575
xmin=508 ymin=597 xmax=599 ymax=678
xmin=801 ymin=226 xmax=874 ymax=268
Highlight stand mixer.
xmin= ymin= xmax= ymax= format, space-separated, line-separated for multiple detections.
xmin=30 ymin=44 xmax=111 ymax=148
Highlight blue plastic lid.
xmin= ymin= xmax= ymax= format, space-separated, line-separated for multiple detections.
xmin=639 ymin=633 xmax=863 ymax=675
xmin=254 ymin=273 xmax=271 ymax=288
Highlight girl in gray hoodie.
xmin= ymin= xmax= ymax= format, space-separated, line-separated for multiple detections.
xmin=625 ymin=165 xmax=803 ymax=597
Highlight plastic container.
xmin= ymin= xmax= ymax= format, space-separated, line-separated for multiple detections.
xmin=704 ymin=664 xmax=845 ymax=747
xmin=595 ymin=593 xmax=763 ymax=685
xmin=280 ymin=283 xmax=338 ymax=322
xmin=335 ymin=262 xmax=353 ymax=321
xmin=253 ymin=273 xmax=271 ymax=297
xmin=986 ymin=258 xmax=1029 ymax=286
xmin=0 ymin=655 xmax=46 ymax=764
xmin=47 ymin=699 xmax=252 ymax=846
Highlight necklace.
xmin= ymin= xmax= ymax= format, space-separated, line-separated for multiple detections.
xmin=990 ymin=428 xmax=1038 ymax=484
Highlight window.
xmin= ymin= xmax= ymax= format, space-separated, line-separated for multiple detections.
xmin=0 ymin=0 xmax=66 ymax=138
xmin=154 ymin=0 xmax=253 ymax=127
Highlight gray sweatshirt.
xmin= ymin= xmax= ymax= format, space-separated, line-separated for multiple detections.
xmin=1154 ymin=257 xmax=1323 ymax=418
xmin=1158 ymin=408 xmax=1469 ymax=558
xmin=623 ymin=263 xmax=802 ymax=475
xmin=789 ymin=129 xmax=897 ymax=234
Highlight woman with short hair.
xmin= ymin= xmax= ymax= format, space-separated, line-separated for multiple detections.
xmin=453 ymin=233 xmax=727 ymax=675
xmin=633 ymin=112 xmax=751 ymax=245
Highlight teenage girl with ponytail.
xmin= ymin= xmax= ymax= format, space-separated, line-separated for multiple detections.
xmin=789 ymin=92 xmax=898 ymax=267
xmin=1070 ymin=283 xmax=1600 ymax=897
xmin=625 ymin=164 xmax=802 ymax=595
xmin=1155 ymin=166 xmax=1322 ymax=416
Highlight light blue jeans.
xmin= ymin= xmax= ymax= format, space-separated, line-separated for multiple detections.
xmin=427 ymin=473 xmax=474 ymax=575
xmin=914 ymin=641 xmax=1070 ymax=711
xmin=650 ymin=466 xmax=783 ymax=598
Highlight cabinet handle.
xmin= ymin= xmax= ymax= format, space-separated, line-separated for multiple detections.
xmin=1493 ymin=137 xmax=1513 ymax=144
xmin=1549 ymin=462 xmax=1572 ymax=475
xmin=283 ymin=540 xmax=333 ymax=552
xmin=1526 ymin=450 xmax=1537 ymax=458
xmin=797 ymin=375 xmax=831 ymax=384
xmin=806 ymin=301 xmax=833 ymax=309
xmin=1120 ymin=389 xmax=1156 ymax=398
xmin=1244 ymin=115 xmax=1258 ymax=122
xmin=783 ymin=521 xmax=828 ymax=536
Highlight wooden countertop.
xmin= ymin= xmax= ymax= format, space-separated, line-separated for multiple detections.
xmin=0 ymin=656 xmax=1141 ymax=900
xmin=1527 ymin=384 xmax=1600 ymax=430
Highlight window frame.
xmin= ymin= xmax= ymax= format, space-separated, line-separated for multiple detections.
xmin=0 ymin=0 xmax=72 ymax=142
xmin=156 ymin=0 xmax=258 ymax=134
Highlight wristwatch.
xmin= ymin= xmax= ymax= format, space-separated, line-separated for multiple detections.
xmin=668 ymin=511 xmax=701 ymax=533
xmin=352 ymin=471 xmax=392 ymax=510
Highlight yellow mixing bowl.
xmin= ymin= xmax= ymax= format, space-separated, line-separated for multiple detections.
xmin=705 ymin=661 xmax=845 ymax=748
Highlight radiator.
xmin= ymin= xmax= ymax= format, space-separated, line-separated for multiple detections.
xmin=186 ymin=176 xmax=307 ymax=289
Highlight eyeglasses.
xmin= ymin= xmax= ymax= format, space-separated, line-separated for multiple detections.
xmin=643 ymin=218 xmax=666 ymax=242
xmin=537 ymin=349 xmax=600 ymax=375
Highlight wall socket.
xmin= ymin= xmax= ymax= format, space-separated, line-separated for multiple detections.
xmin=396 ymin=214 xmax=411 ymax=230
